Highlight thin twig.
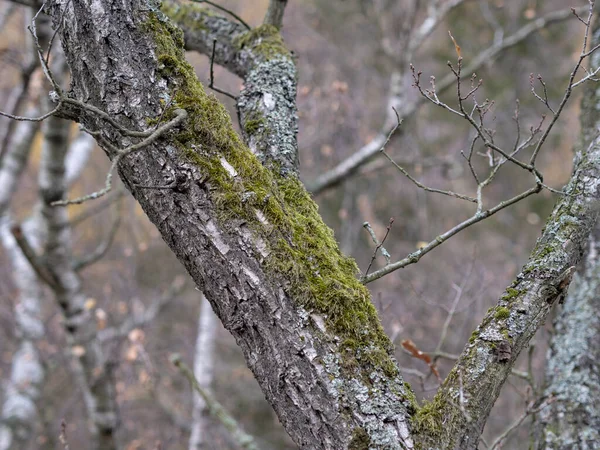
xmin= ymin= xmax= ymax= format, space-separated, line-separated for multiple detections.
xmin=488 ymin=398 xmax=553 ymax=450
xmin=73 ymin=198 xmax=123 ymax=270
xmin=171 ymin=354 xmax=260 ymax=450
xmin=362 ymin=218 xmax=394 ymax=277
xmin=362 ymin=184 xmax=542 ymax=284
xmin=209 ymin=39 xmax=237 ymax=100
xmin=53 ymin=109 xmax=188 ymax=206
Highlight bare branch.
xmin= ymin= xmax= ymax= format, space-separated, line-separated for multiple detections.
xmin=10 ymin=223 xmax=59 ymax=288
xmin=309 ymin=5 xmax=587 ymax=195
xmin=489 ymin=398 xmax=553 ymax=450
xmin=263 ymin=0 xmax=288 ymax=29
xmin=171 ymin=354 xmax=260 ymax=450
xmin=363 ymin=218 xmax=394 ymax=277
xmin=53 ymin=109 xmax=188 ymax=206
xmin=362 ymin=184 xmax=540 ymax=284
xmin=73 ymin=202 xmax=122 ymax=271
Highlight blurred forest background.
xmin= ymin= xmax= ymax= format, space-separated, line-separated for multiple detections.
xmin=0 ymin=0 xmax=587 ymax=448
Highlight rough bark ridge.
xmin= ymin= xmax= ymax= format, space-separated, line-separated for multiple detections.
xmin=48 ymin=1 xmax=415 ymax=448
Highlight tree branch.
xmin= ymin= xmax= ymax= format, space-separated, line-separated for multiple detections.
xmin=308 ymin=5 xmax=588 ymax=195
xmin=263 ymin=0 xmax=288 ymax=29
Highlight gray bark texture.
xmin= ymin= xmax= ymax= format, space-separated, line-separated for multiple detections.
xmin=533 ymin=23 xmax=600 ymax=450
xmin=0 ymin=117 xmax=44 ymax=450
xmin=47 ymin=1 xmax=414 ymax=448
xmin=34 ymin=0 xmax=600 ymax=448
xmin=189 ymin=295 xmax=217 ymax=450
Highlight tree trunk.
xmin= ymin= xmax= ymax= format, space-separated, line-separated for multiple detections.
xmin=47 ymin=1 xmax=415 ymax=448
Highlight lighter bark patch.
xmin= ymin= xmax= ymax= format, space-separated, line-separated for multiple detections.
xmin=219 ymin=157 xmax=238 ymax=177
xmin=206 ymin=220 xmax=230 ymax=255
xmin=254 ymin=209 xmax=269 ymax=226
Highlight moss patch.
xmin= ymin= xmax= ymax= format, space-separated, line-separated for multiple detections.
xmin=243 ymin=111 xmax=267 ymax=136
xmin=412 ymin=395 xmax=447 ymax=440
xmin=501 ymin=287 xmax=522 ymax=301
xmin=234 ymin=24 xmax=291 ymax=60
xmin=143 ymin=12 xmax=397 ymax=379
xmin=469 ymin=330 xmax=479 ymax=343
xmin=494 ymin=307 xmax=510 ymax=320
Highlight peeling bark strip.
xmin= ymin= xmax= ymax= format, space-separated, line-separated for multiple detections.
xmin=49 ymin=1 xmax=414 ymax=448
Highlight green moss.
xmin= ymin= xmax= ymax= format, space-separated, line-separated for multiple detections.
xmin=348 ymin=427 xmax=371 ymax=450
xmin=469 ymin=330 xmax=479 ymax=343
xmin=160 ymin=2 xmax=217 ymax=32
xmin=501 ymin=287 xmax=522 ymax=301
xmin=537 ymin=245 xmax=554 ymax=258
xmin=143 ymin=12 xmax=398 ymax=380
xmin=412 ymin=396 xmax=446 ymax=439
xmin=234 ymin=24 xmax=291 ymax=60
xmin=243 ymin=112 xmax=267 ymax=135
xmin=494 ymin=307 xmax=510 ymax=320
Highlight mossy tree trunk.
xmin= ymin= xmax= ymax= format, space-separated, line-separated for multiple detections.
xmin=47 ymin=0 xmax=414 ymax=448
xmin=40 ymin=0 xmax=600 ymax=448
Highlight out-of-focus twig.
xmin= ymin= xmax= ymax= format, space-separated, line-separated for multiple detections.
xmin=171 ymin=354 xmax=260 ymax=450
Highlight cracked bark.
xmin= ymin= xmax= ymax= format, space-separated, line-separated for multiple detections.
xmin=36 ymin=0 xmax=600 ymax=448
xmin=47 ymin=1 xmax=414 ymax=448
xmin=533 ymin=21 xmax=600 ymax=450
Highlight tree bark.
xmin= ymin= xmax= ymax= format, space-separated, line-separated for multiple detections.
xmin=38 ymin=1 xmax=600 ymax=448
xmin=533 ymin=21 xmax=600 ymax=449
xmin=0 ymin=117 xmax=44 ymax=450
xmin=47 ymin=1 xmax=415 ymax=448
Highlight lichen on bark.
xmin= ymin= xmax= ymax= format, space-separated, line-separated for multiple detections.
xmin=140 ymin=8 xmax=414 ymax=447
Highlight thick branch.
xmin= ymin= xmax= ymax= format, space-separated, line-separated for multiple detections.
xmin=414 ymin=113 xmax=600 ymax=450
xmin=162 ymin=2 xmax=250 ymax=78
xmin=533 ymin=19 xmax=600 ymax=448
xmin=48 ymin=1 xmax=414 ymax=448
xmin=166 ymin=3 xmax=299 ymax=174
xmin=263 ymin=0 xmax=288 ymax=29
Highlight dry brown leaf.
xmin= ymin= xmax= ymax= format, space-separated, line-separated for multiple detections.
xmin=401 ymin=339 xmax=441 ymax=381
xmin=448 ymin=31 xmax=461 ymax=59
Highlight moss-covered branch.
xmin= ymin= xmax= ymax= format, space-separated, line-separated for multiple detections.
xmin=412 ymin=90 xmax=600 ymax=450
xmin=48 ymin=0 xmax=413 ymax=447
xmin=532 ymin=20 xmax=600 ymax=449
xmin=165 ymin=2 xmax=299 ymax=174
